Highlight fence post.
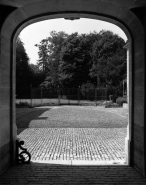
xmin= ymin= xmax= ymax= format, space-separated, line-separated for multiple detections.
xmin=58 ymin=88 xmax=60 ymax=106
xmin=87 ymin=89 xmax=89 ymax=101
xmin=68 ymin=89 xmax=70 ymax=105
xmin=95 ymin=88 xmax=97 ymax=106
xmin=106 ymin=85 xmax=108 ymax=105
xmin=30 ymin=85 xmax=33 ymax=107
xmin=78 ymin=86 xmax=80 ymax=105
xmin=40 ymin=87 xmax=42 ymax=105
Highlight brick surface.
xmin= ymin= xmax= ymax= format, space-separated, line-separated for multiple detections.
xmin=0 ymin=164 xmax=146 ymax=184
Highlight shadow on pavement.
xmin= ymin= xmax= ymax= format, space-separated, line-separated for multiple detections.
xmin=16 ymin=107 xmax=50 ymax=134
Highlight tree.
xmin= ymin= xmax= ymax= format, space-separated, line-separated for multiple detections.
xmin=35 ymin=39 xmax=49 ymax=73
xmin=35 ymin=30 xmax=126 ymax=95
xmin=16 ymin=37 xmax=32 ymax=97
xmin=89 ymin=30 xmax=126 ymax=95
xmin=29 ymin=64 xmax=46 ymax=87
xmin=60 ymin=33 xmax=95 ymax=88
xmin=36 ymin=31 xmax=68 ymax=88
xmin=16 ymin=37 xmax=50 ymax=98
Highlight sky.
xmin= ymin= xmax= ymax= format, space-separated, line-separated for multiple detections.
xmin=19 ymin=18 xmax=127 ymax=64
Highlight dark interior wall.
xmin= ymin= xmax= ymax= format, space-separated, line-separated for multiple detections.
xmin=0 ymin=5 xmax=16 ymax=30
xmin=0 ymin=1 xmax=145 ymax=177
xmin=130 ymin=7 xmax=146 ymax=176
xmin=0 ymin=6 xmax=14 ymax=172
xmin=0 ymin=5 xmax=17 ymax=174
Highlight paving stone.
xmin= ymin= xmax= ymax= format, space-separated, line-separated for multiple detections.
xmin=16 ymin=106 xmax=128 ymax=164
xmin=2 ymin=106 xmax=144 ymax=185
xmin=0 ymin=165 xmax=146 ymax=185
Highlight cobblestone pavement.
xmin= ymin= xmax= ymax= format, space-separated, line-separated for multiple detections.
xmin=17 ymin=106 xmax=128 ymax=129
xmin=17 ymin=106 xmax=128 ymax=164
xmin=1 ymin=106 xmax=146 ymax=185
xmin=1 ymin=164 xmax=146 ymax=185
xmin=18 ymin=128 xmax=127 ymax=163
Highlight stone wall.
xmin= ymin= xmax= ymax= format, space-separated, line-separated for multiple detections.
xmin=0 ymin=0 xmax=145 ymax=177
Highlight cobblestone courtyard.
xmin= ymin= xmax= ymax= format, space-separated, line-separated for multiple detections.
xmin=17 ymin=106 xmax=128 ymax=164
xmin=2 ymin=106 xmax=146 ymax=185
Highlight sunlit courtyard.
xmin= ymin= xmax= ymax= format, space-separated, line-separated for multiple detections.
xmin=17 ymin=105 xmax=128 ymax=165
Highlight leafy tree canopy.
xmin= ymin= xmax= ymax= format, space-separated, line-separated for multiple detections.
xmin=16 ymin=37 xmax=46 ymax=98
xmin=16 ymin=37 xmax=30 ymax=88
xmin=34 ymin=30 xmax=126 ymax=95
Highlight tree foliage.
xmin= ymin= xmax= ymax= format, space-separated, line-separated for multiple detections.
xmin=35 ymin=30 xmax=126 ymax=95
xmin=16 ymin=38 xmax=31 ymax=88
xmin=16 ymin=37 xmax=45 ymax=98
xmin=35 ymin=31 xmax=68 ymax=88
xmin=17 ymin=30 xmax=126 ymax=98
xmin=59 ymin=32 xmax=92 ymax=88
xmin=90 ymin=30 xmax=126 ymax=94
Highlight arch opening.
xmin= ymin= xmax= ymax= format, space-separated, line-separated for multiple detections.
xmin=15 ymin=15 xmax=130 ymax=166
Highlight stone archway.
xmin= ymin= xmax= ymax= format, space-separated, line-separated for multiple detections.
xmin=0 ymin=0 xmax=145 ymax=177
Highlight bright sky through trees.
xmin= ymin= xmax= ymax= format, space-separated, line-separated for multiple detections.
xmin=20 ymin=18 xmax=127 ymax=64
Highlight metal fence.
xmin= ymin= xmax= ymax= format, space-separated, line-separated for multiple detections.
xmin=16 ymin=87 xmax=108 ymax=107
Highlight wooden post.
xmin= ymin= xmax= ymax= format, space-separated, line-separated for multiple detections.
xmin=58 ymin=88 xmax=60 ymax=106
xmin=30 ymin=85 xmax=33 ymax=107
xmin=68 ymin=88 xmax=70 ymax=105
xmin=41 ymin=87 xmax=42 ymax=105
xmin=78 ymin=87 xmax=80 ymax=105
xmin=123 ymin=80 xmax=125 ymax=97
xmin=95 ymin=88 xmax=97 ymax=106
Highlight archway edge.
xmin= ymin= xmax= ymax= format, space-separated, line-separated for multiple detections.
xmin=14 ymin=13 xmax=131 ymax=41
xmin=0 ymin=0 xmax=145 ymax=176
xmin=1 ymin=0 xmax=144 ymax=40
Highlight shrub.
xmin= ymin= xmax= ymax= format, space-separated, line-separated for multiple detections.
xmin=116 ymin=97 xmax=127 ymax=106
xmin=16 ymin=101 xmax=30 ymax=107
xmin=105 ymin=101 xmax=120 ymax=108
